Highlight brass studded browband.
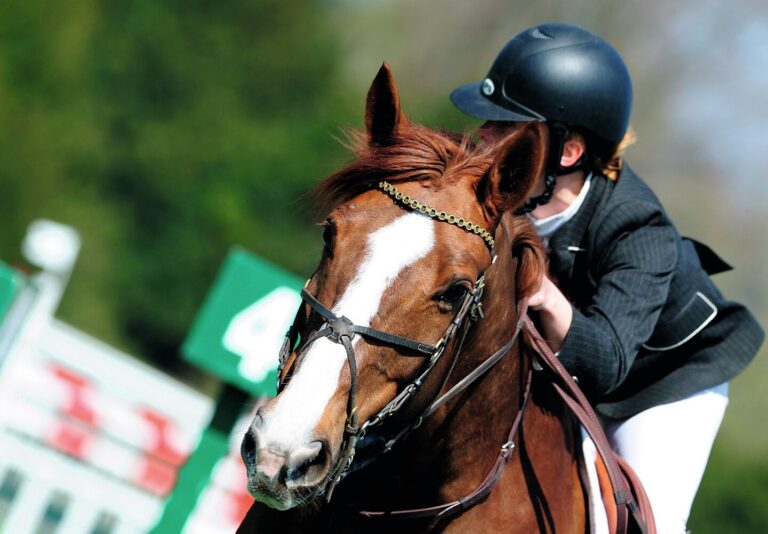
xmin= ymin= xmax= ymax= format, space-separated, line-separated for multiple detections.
xmin=377 ymin=181 xmax=495 ymax=252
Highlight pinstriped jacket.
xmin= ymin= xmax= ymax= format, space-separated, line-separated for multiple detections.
xmin=548 ymin=165 xmax=764 ymax=419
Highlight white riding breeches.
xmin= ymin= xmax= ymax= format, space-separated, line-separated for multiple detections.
xmin=603 ymin=383 xmax=729 ymax=534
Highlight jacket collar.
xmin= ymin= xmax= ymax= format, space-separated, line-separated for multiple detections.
xmin=546 ymin=173 xmax=609 ymax=284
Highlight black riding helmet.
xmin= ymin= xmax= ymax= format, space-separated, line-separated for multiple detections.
xmin=451 ymin=23 xmax=633 ymax=211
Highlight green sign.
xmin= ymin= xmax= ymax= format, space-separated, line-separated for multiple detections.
xmin=182 ymin=247 xmax=304 ymax=396
xmin=0 ymin=261 xmax=25 ymax=324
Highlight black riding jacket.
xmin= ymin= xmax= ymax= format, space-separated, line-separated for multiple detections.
xmin=547 ymin=165 xmax=763 ymax=419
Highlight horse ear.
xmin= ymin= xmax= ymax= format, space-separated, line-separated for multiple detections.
xmin=365 ymin=63 xmax=410 ymax=146
xmin=479 ymin=122 xmax=548 ymax=221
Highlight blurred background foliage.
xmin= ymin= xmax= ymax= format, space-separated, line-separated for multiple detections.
xmin=0 ymin=0 xmax=765 ymax=530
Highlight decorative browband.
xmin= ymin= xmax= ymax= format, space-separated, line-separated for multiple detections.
xmin=377 ymin=181 xmax=495 ymax=251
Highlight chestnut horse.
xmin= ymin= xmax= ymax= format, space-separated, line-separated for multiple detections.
xmin=238 ymin=65 xmax=588 ymax=533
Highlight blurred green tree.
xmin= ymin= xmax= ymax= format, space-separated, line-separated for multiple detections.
xmin=0 ymin=1 xmax=354 ymax=370
xmin=689 ymin=446 xmax=768 ymax=533
xmin=91 ymin=0 xmax=354 ymax=368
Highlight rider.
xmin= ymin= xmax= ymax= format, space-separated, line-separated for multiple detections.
xmin=450 ymin=23 xmax=763 ymax=533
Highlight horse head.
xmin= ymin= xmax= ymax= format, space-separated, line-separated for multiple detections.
xmin=241 ymin=64 xmax=547 ymax=511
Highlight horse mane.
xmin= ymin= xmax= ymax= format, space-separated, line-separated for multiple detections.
xmin=503 ymin=214 xmax=547 ymax=301
xmin=313 ymin=123 xmax=494 ymax=211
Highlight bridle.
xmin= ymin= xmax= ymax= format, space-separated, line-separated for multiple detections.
xmin=276 ymin=181 xmax=529 ymax=513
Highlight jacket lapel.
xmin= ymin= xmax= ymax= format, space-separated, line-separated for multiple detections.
xmin=547 ymin=174 xmax=608 ymax=287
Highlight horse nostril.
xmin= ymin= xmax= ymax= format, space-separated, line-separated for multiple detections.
xmin=242 ymin=411 xmax=266 ymax=468
xmin=241 ymin=429 xmax=258 ymax=468
xmin=285 ymin=440 xmax=329 ymax=486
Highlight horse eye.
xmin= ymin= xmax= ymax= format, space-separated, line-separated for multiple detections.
xmin=438 ymin=284 xmax=469 ymax=305
xmin=321 ymin=221 xmax=336 ymax=252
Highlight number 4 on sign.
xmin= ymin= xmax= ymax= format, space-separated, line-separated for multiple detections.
xmin=223 ymin=287 xmax=302 ymax=383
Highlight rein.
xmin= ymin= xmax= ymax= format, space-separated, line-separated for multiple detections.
xmin=358 ymin=334 xmax=531 ymax=520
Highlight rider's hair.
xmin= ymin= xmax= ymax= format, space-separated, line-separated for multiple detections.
xmin=575 ymin=127 xmax=637 ymax=181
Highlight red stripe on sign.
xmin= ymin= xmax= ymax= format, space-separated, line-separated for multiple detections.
xmin=49 ymin=365 xmax=96 ymax=458
xmin=51 ymin=421 xmax=92 ymax=458
xmin=139 ymin=409 xmax=186 ymax=465
xmin=139 ymin=458 xmax=178 ymax=496
xmin=51 ymin=366 xmax=97 ymax=426
xmin=136 ymin=409 xmax=187 ymax=495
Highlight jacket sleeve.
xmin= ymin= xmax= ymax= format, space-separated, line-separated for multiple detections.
xmin=556 ymin=200 xmax=678 ymax=398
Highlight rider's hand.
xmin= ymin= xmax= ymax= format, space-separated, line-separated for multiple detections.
xmin=528 ymin=275 xmax=557 ymax=311
xmin=526 ymin=275 xmax=573 ymax=353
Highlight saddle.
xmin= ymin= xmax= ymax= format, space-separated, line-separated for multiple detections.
xmin=524 ymin=317 xmax=656 ymax=534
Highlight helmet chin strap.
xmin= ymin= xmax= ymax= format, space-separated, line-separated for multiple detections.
xmin=515 ymin=122 xmax=583 ymax=215
xmin=515 ymin=172 xmax=556 ymax=215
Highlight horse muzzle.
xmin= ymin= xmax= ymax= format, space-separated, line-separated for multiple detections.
xmin=241 ymin=412 xmax=334 ymax=509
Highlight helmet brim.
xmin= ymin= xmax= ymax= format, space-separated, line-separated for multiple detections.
xmin=450 ymin=82 xmax=541 ymax=122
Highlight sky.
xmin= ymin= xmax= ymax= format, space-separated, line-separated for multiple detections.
xmin=666 ymin=4 xmax=768 ymax=202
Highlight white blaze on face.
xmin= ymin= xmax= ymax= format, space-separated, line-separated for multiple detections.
xmin=261 ymin=212 xmax=435 ymax=451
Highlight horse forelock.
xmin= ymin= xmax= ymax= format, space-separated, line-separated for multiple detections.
xmin=313 ymin=124 xmax=494 ymax=212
